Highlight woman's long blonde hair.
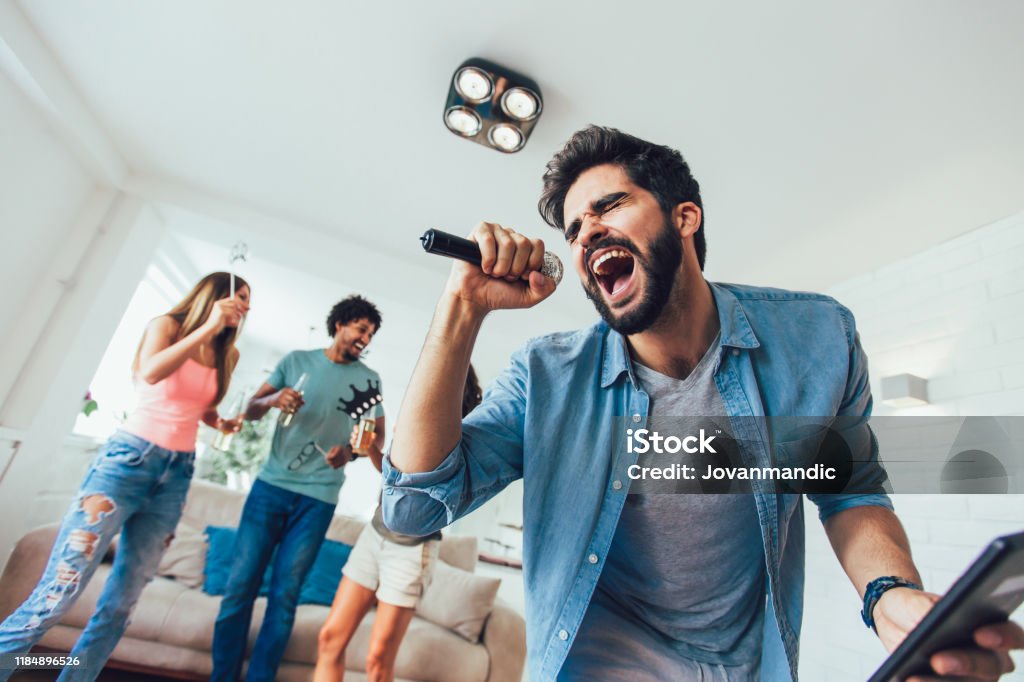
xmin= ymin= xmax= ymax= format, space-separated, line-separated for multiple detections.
xmin=134 ymin=272 xmax=249 ymax=406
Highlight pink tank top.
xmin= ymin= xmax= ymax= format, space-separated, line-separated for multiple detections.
xmin=121 ymin=357 xmax=218 ymax=452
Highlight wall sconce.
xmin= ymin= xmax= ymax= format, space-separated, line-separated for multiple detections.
xmin=881 ymin=374 xmax=929 ymax=407
xmin=443 ymin=58 xmax=543 ymax=153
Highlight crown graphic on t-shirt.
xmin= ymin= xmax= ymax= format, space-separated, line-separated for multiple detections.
xmin=337 ymin=379 xmax=382 ymax=418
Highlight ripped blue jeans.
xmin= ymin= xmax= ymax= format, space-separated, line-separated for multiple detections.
xmin=0 ymin=431 xmax=194 ymax=682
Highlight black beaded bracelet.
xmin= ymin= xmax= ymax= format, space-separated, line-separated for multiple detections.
xmin=861 ymin=576 xmax=923 ymax=631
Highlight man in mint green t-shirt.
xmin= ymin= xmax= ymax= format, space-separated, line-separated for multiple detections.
xmin=212 ymin=295 xmax=385 ymax=682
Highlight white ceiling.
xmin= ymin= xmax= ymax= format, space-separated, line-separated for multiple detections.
xmin=13 ymin=0 xmax=1024 ymax=290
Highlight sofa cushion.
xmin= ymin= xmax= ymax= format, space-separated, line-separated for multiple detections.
xmin=157 ymin=585 xmax=252 ymax=652
xmin=180 ymin=479 xmax=248 ymax=530
xmin=153 ymin=589 xmax=490 ymax=682
xmin=438 ymin=535 xmax=478 ymax=573
xmin=283 ymin=609 xmax=490 ymax=682
xmin=157 ymin=524 xmax=207 ymax=588
xmin=42 ymin=627 xmax=218 ymax=679
xmin=325 ymin=513 xmax=366 ymax=545
xmin=60 ymin=565 xmax=190 ymax=644
xmin=416 ymin=561 xmax=500 ymax=643
xmin=201 ymin=525 xmax=352 ymax=607
xmin=282 ymin=602 xmax=350 ymax=663
xmin=285 ymin=606 xmax=491 ymax=681
xmin=175 ymin=483 xmax=475 ymax=577
xmin=202 ymin=525 xmax=272 ymax=596
xmin=376 ymin=614 xmax=491 ymax=681
xmin=298 ymin=539 xmax=353 ymax=606
xmin=0 ymin=524 xmax=60 ymax=621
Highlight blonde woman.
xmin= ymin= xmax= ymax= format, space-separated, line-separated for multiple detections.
xmin=0 ymin=272 xmax=251 ymax=682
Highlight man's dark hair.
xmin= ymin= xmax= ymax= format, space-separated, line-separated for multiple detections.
xmin=326 ymin=295 xmax=382 ymax=337
xmin=538 ymin=125 xmax=706 ymax=270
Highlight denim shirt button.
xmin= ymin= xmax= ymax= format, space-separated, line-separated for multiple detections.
xmin=632 ymin=414 xmax=641 ymax=423
xmin=558 ymin=629 xmax=569 ymax=641
xmin=732 ymin=348 xmax=740 ymax=356
xmin=588 ymin=553 xmax=599 ymax=564
xmin=385 ymin=488 xmax=394 ymax=495
xmin=612 ymin=480 xmax=622 ymax=490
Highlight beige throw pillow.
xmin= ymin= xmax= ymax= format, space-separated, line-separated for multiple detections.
xmin=416 ymin=560 xmax=500 ymax=643
xmin=438 ymin=535 xmax=478 ymax=573
xmin=156 ymin=524 xmax=207 ymax=588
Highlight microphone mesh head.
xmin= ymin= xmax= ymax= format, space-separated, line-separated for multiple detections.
xmin=542 ymin=251 xmax=564 ymax=285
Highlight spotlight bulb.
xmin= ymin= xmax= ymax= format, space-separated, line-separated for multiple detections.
xmin=454 ymin=67 xmax=492 ymax=103
xmin=488 ymin=123 xmax=524 ymax=152
xmin=445 ymin=107 xmax=482 ymax=136
xmin=500 ymin=87 xmax=540 ymax=121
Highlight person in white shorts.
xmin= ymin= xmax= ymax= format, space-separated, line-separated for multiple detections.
xmin=313 ymin=366 xmax=483 ymax=682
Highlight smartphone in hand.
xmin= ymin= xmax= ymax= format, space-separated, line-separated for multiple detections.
xmin=869 ymin=531 xmax=1024 ymax=681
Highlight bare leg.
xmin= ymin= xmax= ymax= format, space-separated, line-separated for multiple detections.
xmin=313 ymin=577 xmax=377 ymax=682
xmin=365 ymin=601 xmax=416 ymax=682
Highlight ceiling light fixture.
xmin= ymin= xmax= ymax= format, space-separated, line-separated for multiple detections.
xmin=443 ymin=58 xmax=543 ymax=153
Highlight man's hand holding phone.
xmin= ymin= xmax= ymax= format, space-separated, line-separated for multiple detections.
xmin=869 ymin=533 xmax=1024 ymax=681
xmin=876 ymin=588 xmax=1022 ymax=679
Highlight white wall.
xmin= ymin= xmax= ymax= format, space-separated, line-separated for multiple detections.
xmin=0 ymin=68 xmax=92 ymax=320
xmin=0 ymin=197 xmax=165 ymax=560
xmin=0 ymin=67 xmax=96 ymax=404
xmin=0 ymin=60 xmax=103 ymax=498
xmin=0 ymin=68 xmax=167 ymax=566
xmin=801 ymin=211 xmax=1024 ymax=680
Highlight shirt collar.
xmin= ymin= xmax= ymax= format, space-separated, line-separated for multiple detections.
xmin=599 ymin=280 xmax=761 ymax=389
xmin=709 ymin=281 xmax=760 ymax=350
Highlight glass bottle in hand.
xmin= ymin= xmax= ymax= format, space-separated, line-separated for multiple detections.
xmin=213 ymin=389 xmax=248 ymax=451
xmin=352 ymin=418 xmax=376 ymax=456
xmin=278 ymin=372 xmax=308 ymax=427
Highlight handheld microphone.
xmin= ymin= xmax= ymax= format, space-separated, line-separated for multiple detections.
xmin=420 ymin=229 xmax=564 ymax=285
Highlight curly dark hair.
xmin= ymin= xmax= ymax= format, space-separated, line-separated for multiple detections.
xmin=326 ymin=295 xmax=382 ymax=337
xmin=537 ymin=125 xmax=706 ymax=270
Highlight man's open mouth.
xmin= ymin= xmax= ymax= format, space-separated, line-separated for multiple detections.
xmin=590 ymin=249 xmax=636 ymax=298
xmin=353 ymin=342 xmax=366 ymax=352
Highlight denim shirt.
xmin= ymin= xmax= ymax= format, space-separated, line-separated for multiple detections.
xmin=382 ymin=282 xmax=892 ymax=681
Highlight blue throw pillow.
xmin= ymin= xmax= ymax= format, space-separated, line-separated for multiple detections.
xmin=203 ymin=525 xmax=273 ymax=596
xmin=299 ymin=539 xmax=353 ymax=606
xmin=202 ymin=525 xmax=351 ymax=606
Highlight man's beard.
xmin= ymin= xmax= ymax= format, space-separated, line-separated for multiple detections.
xmin=582 ymin=218 xmax=683 ymax=336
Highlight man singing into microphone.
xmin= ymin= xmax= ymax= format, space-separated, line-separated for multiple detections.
xmin=382 ymin=127 xmax=1023 ymax=680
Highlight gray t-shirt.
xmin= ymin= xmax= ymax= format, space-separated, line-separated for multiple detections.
xmin=563 ymin=334 xmax=766 ymax=681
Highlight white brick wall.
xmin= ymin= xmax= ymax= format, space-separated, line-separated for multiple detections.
xmin=800 ymin=211 xmax=1024 ymax=680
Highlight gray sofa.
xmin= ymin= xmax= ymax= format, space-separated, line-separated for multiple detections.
xmin=0 ymin=480 xmax=526 ymax=681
